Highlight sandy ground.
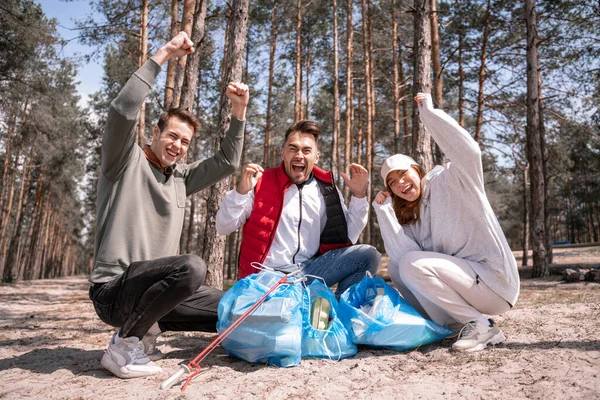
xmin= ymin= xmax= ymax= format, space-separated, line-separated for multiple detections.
xmin=0 ymin=250 xmax=599 ymax=399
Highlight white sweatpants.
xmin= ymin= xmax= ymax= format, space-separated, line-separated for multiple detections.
xmin=389 ymin=251 xmax=511 ymax=327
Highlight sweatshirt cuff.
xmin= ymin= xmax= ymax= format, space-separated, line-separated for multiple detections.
xmin=134 ymin=59 xmax=162 ymax=88
xmin=227 ymin=188 xmax=251 ymax=203
xmin=229 ymin=117 xmax=246 ymax=138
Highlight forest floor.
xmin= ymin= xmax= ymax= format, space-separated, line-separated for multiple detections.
xmin=0 ymin=247 xmax=599 ymax=399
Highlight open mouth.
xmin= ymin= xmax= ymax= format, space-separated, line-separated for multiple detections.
xmin=292 ymin=163 xmax=306 ymax=174
xmin=166 ymin=149 xmax=179 ymax=159
xmin=401 ymin=184 xmax=413 ymax=195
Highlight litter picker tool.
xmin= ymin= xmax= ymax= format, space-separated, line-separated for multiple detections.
xmin=160 ymin=266 xmax=305 ymax=391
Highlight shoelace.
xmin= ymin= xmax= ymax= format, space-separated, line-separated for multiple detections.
xmin=123 ymin=339 xmax=149 ymax=362
xmin=457 ymin=321 xmax=478 ymax=339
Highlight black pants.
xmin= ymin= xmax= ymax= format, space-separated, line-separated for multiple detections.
xmin=89 ymin=254 xmax=224 ymax=339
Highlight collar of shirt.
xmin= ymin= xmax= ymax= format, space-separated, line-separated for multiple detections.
xmin=143 ymin=144 xmax=174 ymax=177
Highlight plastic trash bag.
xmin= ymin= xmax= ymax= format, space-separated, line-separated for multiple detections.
xmin=217 ymin=269 xmax=304 ymax=367
xmin=301 ymin=280 xmax=357 ymax=360
xmin=338 ymin=275 xmax=452 ymax=351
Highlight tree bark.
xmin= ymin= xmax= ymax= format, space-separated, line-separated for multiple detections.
xmin=474 ymin=0 xmax=491 ymax=143
xmin=136 ymin=0 xmax=149 ymax=145
xmin=412 ymin=0 xmax=433 ymax=171
xmin=399 ymin=45 xmax=410 ymax=154
xmin=525 ymin=0 xmax=548 ymax=277
xmin=171 ymin=0 xmax=195 ymax=108
xmin=392 ymin=0 xmax=400 ymax=154
xmin=180 ymin=0 xmax=208 ymax=112
xmin=201 ymin=0 xmax=250 ymax=289
xmin=521 ymin=163 xmax=530 ymax=267
xmin=3 ymin=141 xmax=34 ymax=282
xmin=361 ymin=0 xmax=374 ymax=241
xmin=265 ymin=5 xmax=278 ymax=167
xmin=343 ymin=0 xmax=354 ymax=199
xmin=294 ymin=0 xmax=303 ymax=120
xmin=164 ymin=0 xmax=180 ymax=108
xmin=0 ymin=151 xmax=19 ymax=274
xmin=305 ymin=43 xmax=311 ymax=119
xmin=332 ymin=0 xmax=341 ymax=179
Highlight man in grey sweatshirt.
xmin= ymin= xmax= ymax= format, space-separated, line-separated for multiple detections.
xmin=88 ymin=32 xmax=249 ymax=379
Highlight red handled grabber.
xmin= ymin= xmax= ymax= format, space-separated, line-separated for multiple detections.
xmin=160 ymin=267 xmax=305 ymax=391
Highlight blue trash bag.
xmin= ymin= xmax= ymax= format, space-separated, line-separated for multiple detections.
xmin=217 ymin=269 xmax=304 ymax=367
xmin=338 ymin=275 xmax=453 ymax=351
xmin=301 ymin=280 xmax=357 ymax=360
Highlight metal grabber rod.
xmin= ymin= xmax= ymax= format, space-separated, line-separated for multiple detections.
xmin=160 ymin=269 xmax=304 ymax=391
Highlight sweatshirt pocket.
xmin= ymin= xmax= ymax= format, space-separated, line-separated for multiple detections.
xmin=174 ymin=177 xmax=186 ymax=208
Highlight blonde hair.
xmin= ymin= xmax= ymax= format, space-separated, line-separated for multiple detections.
xmin=388 ymin=165 xmax=426 ymax=225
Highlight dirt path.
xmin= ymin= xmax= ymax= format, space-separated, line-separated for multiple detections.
xmin=1 ymin=272 xmax=599 ymax=399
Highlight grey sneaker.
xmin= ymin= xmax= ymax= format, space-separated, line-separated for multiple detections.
xmin=101 ymin=332 xmax=163 ymax=378
xmin=452 ymin=319 xmax=505 ymax=352
xmin=141 ymin=332 xmax=164 ymax=361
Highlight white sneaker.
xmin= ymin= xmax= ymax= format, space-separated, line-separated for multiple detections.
xmin=452 ymin=319 xmax=505 ymax=352
xmin=140 ymin=332 xmax=164 ymax=361
xmin=101 ymin=332 xmax=163 ymax=378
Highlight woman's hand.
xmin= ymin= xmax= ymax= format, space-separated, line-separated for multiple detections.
xmin=374 ymin=189 xmax=390 ymax=205
xmin=414 ymin=92 xmax=433 ymax=110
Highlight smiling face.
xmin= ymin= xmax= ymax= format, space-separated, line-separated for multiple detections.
xmin=150 ymin=116 xmax=194 ymax=168
xmin=281 ymin=131 xmax=320 ymax=184
xmin=386 ymin=166 xmax=422 ymax=202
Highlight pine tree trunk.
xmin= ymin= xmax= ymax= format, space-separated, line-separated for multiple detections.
xmin=180 ymin=0 xmax=208 ymax=112
xmin=305 ymin=44 xmax=311 ymax=119
xmin=3 ymin=142 xmax=34 ymax=282
xmin=361 ymin=0 xmax=373 ymax=241
xmin=201 ymin=0 xmax=250 ymax=289
xmin=171 ymin=0 xmax=195 ymax=108
xmin=537 ymin=53 xmax=552 ymax=264
xmin=295 ymin=0 xmax=303 ymax=121
xmin=265 ymin=5 xmax=278 ymax=167
xmin=399 ymin=46 xmax=410 ymax=154
xmin=430 ymin=0 xmax=444 ymax=164
xmin=525 ymin=0 xmax=548 ymax=278
xmin=0 ymin=152 xmax=18 ymax=274
xmin=332 ymin=0 xmax=341 ymax=179
xmin=412 ymin=0 xmax=433 ymax=171
xmin=474 ymin=0 xmax=490 ymax=143
xmin=343 ymin=0 xmax=354 ymax=199
xmin=21 ymin=168 xmax=45 ymax=281
xmin=164 ymin=0 xmax=180 ymax=108
xmin=392 ymin=0 xmax=400 ymax=154
xmin=136 ymin=0 xmax=149 ymax=146
xmin=457 ymin=14 xmax=465 ymax=127
xmin=521 ymin=163 xmax=529 ymax=267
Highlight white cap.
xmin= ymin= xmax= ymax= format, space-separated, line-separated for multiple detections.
xmin=380 ymin=154 xmax=419 ymax=185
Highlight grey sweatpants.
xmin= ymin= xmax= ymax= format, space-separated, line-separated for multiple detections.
xmin=389 ymin=251 xmax=511 ymax=327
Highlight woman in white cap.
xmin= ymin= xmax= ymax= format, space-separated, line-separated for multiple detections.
xmin=372 ymin=92 xmax=520 ymax=352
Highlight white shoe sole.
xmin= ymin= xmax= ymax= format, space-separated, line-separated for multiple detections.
xmin=101 ymin=352 xmax=163 ymax=379
xmin=453 ymin=331 xmax=506 ymax=353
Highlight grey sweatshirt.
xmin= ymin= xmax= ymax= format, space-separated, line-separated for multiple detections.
xmin=373 ymin=95 xmax=519 ymax=307
xmin=90 ymin=59 xmax=245 ymax=284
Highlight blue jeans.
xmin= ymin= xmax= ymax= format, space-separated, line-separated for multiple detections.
xmin=300 ymin=244 xmax=381 ymax=298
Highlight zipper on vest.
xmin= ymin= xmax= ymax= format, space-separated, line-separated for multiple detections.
xmin=292 ymin=185 xmax=303 ymax=264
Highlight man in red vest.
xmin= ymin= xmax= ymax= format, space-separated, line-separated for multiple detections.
xmin=216 ymin=120 xmax=380 ymax=297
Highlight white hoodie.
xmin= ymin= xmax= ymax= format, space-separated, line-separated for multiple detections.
xmin=373 ymin=94 xmax=520 ymax=307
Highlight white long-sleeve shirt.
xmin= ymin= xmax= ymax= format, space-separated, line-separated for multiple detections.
xmin=373 ymin=95 xmax=520 ymax=307
xmin=217 ymin=176 xmax=369 ymax=270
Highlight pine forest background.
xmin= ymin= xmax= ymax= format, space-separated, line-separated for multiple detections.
xmin=0 ymin=0 xmax=599 ymax=286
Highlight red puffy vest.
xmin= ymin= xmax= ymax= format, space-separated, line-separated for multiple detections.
xmin=237 ymin=164 xmax=351 ymax=279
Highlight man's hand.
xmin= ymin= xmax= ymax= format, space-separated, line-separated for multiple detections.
xmin=151 ymin=31 xmax=194 ymax=66
xmin=341 ymin=163 xmax=368 ymax=198
xmin=374 ymin=189 xmax=390 ymax=205
xmin=226 ymin=82 xmax=250 ymax=120
xmin=237 ymin=163 xmax=264 ymax=195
